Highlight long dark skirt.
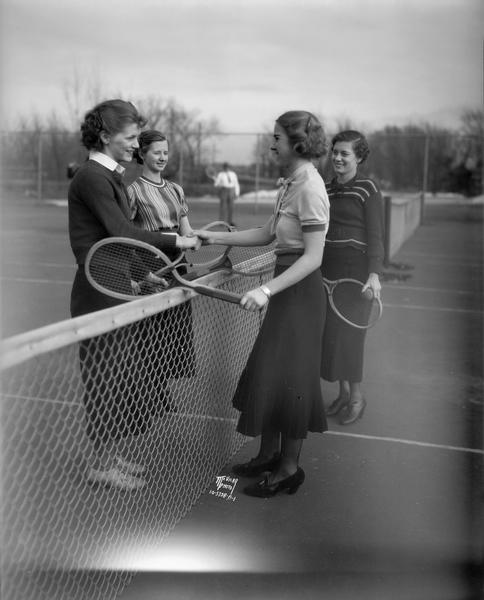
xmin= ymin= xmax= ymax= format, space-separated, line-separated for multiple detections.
xmin=233 ymin=263 xmax=327 ymax=439
xmin=72 ymin=268 xmax=194 ymax=444
xmin=320 ymin=246 xmax=370 ymax=383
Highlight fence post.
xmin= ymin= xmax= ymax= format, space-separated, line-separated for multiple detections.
xmin=179 ymin=146 xmax=184 ymax=187
xmin=420 ymin=132 xmax=429 ymax=224
xmin=254 ymin=133 xmax=261 ymax=214
xmin=383 ymin=195 xmax=392 ymax=268
xmin=37 ymin=131 xmax=43 ymax=203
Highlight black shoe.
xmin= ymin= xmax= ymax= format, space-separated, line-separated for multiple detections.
xmin=232 ymin=453 xmax=281 ymax=477
xmin=243 ymin=467 xmax=305 ymax=498
xmin=340 ymin=398 xmax=366 ymax=425
xmin=326 ymin=396 xmax=350 ymax=416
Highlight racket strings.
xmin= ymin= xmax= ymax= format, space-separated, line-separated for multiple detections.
xmin=88 ymin=242 xmax=174 ymax=297
xmin=229 ymin=248 xmax=276 ymax=276
xmin=328 ymin=280 xmax=381 ymax=329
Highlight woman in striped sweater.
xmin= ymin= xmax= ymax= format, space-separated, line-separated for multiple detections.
xmin=127 ymin=129 xmax=197 ymax=423
xmin=320 ymin=130 xmax=385 ymax=425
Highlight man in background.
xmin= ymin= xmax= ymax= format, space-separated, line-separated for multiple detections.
xmin=212 ymin=162 xmax=240 ymax=225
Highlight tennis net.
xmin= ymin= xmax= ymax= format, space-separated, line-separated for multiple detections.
xmin=0 ymin=250 xmax=275 ymax=600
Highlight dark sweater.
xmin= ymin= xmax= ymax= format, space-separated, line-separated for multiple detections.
xmin=68 ymin=160 xmax=177 ymax=265
xmin=325 ymin=175 xmax=385 ymax=274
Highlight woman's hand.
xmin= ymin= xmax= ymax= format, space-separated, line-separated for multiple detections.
xmin=176 ymin=234 xmax=202 ymax=250
xmin=131 ymin=279 xmax=141 ymax=295
xmin=240 ymin=287 xmax=270 ymax=311
xmin=192 ymin=230 xmax=215 ymax=246
xmin=146 ymin=272 xmax=169 ymax=288
xmin=362 ymin=272 xmax=381 ymax=300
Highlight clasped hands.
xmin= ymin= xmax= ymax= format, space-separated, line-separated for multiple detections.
xmin=176 ymin=232 xmax=203 ymax=251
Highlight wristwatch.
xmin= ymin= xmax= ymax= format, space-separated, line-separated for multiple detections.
xmin=259 ymin=285 xmax=272 ymax=299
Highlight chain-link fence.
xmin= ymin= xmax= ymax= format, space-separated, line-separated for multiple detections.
xmin=1 ymin=130 xmax=482 ymax=203
xmin=1 ymin=253 xmax=274 ymax=600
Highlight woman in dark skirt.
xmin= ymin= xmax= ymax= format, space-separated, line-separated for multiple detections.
xmin=320 ymin=130 xmax=384 ymax=425
xmin=196 ymin=111 xmax=329 ymax=498
xmin=69 ymin=100 xmax=201 ymax=490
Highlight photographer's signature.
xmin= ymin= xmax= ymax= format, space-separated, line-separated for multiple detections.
xmin=209 ymin=475 xmax=238 ymax=502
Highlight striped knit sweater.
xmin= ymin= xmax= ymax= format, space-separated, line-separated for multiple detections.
xmin=325 ymin=175 xmax=385 ymax=274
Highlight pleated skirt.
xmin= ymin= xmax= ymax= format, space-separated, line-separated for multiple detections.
xmin=233 ymin=262 xmax=328 ymax=439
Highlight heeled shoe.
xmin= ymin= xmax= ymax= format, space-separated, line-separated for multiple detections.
xmin=340 ymin=398 xmax=367 ymax=425
xmin=232 ymin=453 xmax=281 ymax=477
xmin=326 ymin=396 xmax=350 ymax=416
xmin=243 ymin=467 xmax=305 ymax=498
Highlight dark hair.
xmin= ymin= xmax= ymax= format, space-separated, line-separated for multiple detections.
xmin=275 ymin=111 xmax=326 ymax=159
xmin=332 ymin=130 xmax=370 ymax=163
xmin=80 ymin=99 xmax=147 ymax=151
xmin=134 ymin=130 xmax=168 ymax=164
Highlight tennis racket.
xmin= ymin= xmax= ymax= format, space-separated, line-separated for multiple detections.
xmin=190 ymin=220 xmax=276 ymax=278
xmin=184 ymin=221 xmax=234 ymax=275
xmin=323 ymin=278 xmax=382 ymax=329
xmin=85 ymin=234 xmax=242 ymax=305
xmin=226 ymin=247 xmax=276 ymax=277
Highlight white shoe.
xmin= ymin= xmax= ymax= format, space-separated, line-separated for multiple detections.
xmin=87 ymin=466 xmax=146 ymax=490
xmin=115 ymin=455 xmax=147 ymax=476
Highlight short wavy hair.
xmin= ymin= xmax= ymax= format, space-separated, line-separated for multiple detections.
xmin=275 ymin=111 xmax=326 ymax=159
xmin=134 ymin=130 xmax=168 ymax=164
xmin=80 ymin=99 xmax=147 ymax=151
xmin=332 ymin=130 xmax=370 ymax=163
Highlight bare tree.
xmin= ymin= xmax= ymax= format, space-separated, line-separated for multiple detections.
xmin=135 ymin=95 xmax=221 ymax=181
xmin=62 ymin=65 xmax=104 ymax=129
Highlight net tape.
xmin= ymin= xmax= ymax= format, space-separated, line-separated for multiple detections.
xmin=1 ymin=248 xmax=275 ymax=600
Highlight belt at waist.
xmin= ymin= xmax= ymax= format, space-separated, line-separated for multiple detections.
xmin=275 ymin=250 xmax=303 ymax=266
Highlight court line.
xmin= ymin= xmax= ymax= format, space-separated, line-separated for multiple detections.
xmin=326 ymin=430 xmax=484 ymax=456
xmin=1 ymin=394 xmax=81 ymax=406
xmin=2 ymin=261 xmax=74 ymax=268
xmin=1 ymin=395 xmax=238 ymax=423
xmin=2 ymin=279 xmax=482 ymax=315
xmin=383 ymin=302 xmax=483 ymax=315
xmin=396 ymin=255 xmax=482 ymax=268
xmin=383 ymin=284 xmax=476 ymax=296
xmin=0 ymin=277 xmax=72 ymax=285
xmin=400 ymin=250 xmax=482 ymax=262
xmin=3 ymin=394 xmax=482 ymax=455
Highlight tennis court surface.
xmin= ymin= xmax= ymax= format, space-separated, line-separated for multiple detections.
xmin=1 ymin=197 xmax=482 ymax=600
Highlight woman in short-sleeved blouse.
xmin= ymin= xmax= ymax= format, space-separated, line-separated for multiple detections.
xmin=196 ymin=111 xmax=329 ymax=498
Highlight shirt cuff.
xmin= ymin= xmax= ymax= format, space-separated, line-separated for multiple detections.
xmin=158 ymin=232 xmax=178 ymax=249
xmin=302 ymin=223 xmax=326 ymax=232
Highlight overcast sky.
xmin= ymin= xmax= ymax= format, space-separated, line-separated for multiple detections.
xmin=1 ymin=0 xmax=482 ymax=133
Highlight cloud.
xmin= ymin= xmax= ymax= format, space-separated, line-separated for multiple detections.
xmin=1 ymin=0 xmax=482 ymax=130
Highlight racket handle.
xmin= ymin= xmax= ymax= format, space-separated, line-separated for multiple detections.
xmin=189 ymin=284 xmax=242 ymax=305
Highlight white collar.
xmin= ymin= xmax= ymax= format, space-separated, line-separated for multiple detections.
xmin=277 ymin=161 xmax=314 ymax=187
xmin=89 ymin=151 xmax=125 ymax=175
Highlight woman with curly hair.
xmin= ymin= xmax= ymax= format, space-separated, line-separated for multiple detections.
xmin=68 ymin=100 xmax=200 ymax=491
xmin=320 ymin=130 xmax=384 ymax=425
xmin=196 ymin=110 xmax=329 ymax=497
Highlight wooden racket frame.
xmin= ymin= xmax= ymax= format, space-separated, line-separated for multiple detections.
xmin=322 ymin=277 xmax=383 ymax=329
